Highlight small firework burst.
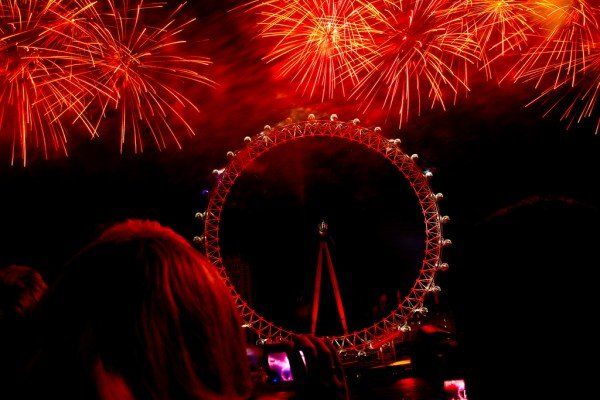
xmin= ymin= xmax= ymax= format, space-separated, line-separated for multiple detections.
xmin=527 ymin=41 xmax=600 ymax=133
xmin=249 ymin=0 xmax=380 ymax=100
xmin=0 ymin=0 xmax=93 ymax=165
xmin=352 ymin=0 xmax=479 ymax=127
xmin=81 ymin=0 xmax=213 ymax=153
xmin=508 ymin=0 xmax=600 ymax=132
xmin=463 ymin=0 xmax=535 ymax=77
xmin=510 ymin=0 xmax=599 ymax=86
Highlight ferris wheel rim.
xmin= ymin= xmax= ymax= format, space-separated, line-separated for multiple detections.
xmin=201 ymin=116 xmax=447 ymax=352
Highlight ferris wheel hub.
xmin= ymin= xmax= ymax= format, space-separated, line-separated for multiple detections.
xmin=318 ymin=220 xmax=329 ymax=237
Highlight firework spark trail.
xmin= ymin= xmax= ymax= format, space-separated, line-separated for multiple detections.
xmin=0 ymin=0 xmax=97 ymax=166
xmin=80 ymin=0 xmax=213 ymax=153
xmin=351 ymin=0 xmax=479 ymax=128
xmin=509 ymin=0 xmax=599 ymax=87
xmin=1 ymin=0 xmax=212 ymax=164
xmin=248 ymin=0 xmax=380 ymax=100
xmin=462 ymin=0 xmax=535 ymax=78
xmin=524 ymin=40 xmax=600 ymax=133
xmin=505 ymin=1 xmax=600 ymax=132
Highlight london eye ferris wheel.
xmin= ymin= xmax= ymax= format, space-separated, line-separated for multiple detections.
xmin=195 ymin=114 xmax=450 ymax=354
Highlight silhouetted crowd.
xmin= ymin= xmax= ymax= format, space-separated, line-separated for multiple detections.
xmin=1 ymin=220 xmax=348 ymax=400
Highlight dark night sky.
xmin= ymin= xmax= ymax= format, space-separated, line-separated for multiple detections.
xmin=1 ymin=2 xmax=599 ymax=399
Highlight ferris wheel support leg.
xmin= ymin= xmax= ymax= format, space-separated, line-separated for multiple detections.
xmin=310 ymin=243 xmax=324 ymax=335
xmin=324 ymin=244 xmax=349 ymax=335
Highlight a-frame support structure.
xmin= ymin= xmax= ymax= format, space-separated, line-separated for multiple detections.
xmin=310 ymin=220 xmax=348 ymax=335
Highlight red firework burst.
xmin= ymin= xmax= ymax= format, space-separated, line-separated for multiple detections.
xmin=525 ymin=40 xmax=600 ymax=133
xmin=507 ymin=0 xmax=600 ymax=132
xmin=510 ymin=0 xmax=599 ymax=87
xmin=81 ymin=1 xmax=213 ymax=153
xmin=249 ymin=0 xmax=379 ymax=100
xmin=352 ymin=0 xmax=479 ymax=127
xmin=0 ymin=0 xmax=94 ymax=166
xmin=463 ymin=0 xmax=536 ymax=77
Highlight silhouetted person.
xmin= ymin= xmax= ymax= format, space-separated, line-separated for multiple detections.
xmin=20 ymin=220 xmax=252 ymax=400
xmin=0 ymin=265 xmax=47 ymax=321
xmin=12 ymin=220 xmax=348 ymax=400
xmin=0 ymin=265 xmax=47 ymax=395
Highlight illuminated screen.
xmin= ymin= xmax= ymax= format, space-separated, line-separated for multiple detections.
xmin=267 ymin=351 xmax=293 ymax=383
xmin=444 ymin=379 xmax=468 ymax=400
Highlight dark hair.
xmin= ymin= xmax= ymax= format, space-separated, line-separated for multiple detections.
xmin=0 ymin=265 xmax=47 ymax=320
xmin=25 ymin=220 xmax=251 ymax=400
